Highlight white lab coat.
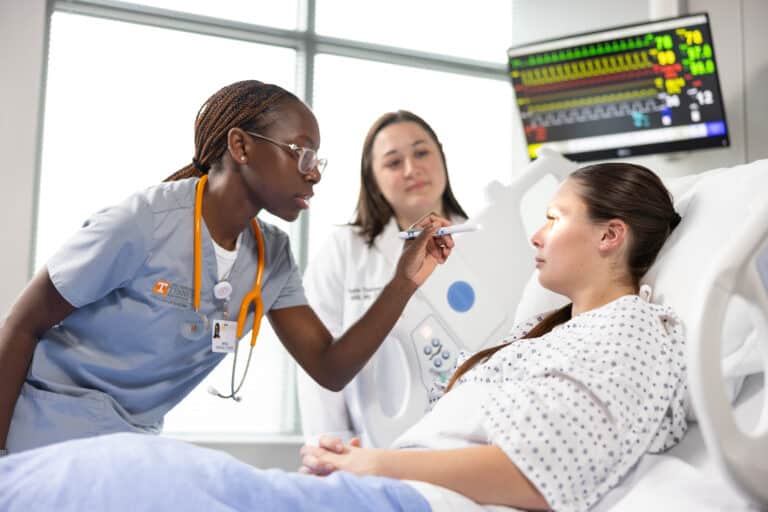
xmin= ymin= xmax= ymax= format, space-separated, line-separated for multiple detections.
xmin=297 ymin=216 xmax=463 ymax=447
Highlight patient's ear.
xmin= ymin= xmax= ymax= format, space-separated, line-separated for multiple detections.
xmin=598 ymin=219 xmax=628 ymax=253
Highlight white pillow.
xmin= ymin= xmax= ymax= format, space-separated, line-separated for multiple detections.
xmin=644 ymin=159 xmax=768 ymax=419
xmin=513 ymin=272 xmax=568 ymax=324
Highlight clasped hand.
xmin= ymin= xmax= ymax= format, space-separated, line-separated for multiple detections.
xmin=299 ymin=435 xmax=385 ymax=478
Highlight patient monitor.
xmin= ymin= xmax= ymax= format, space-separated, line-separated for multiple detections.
xmin=351 ymin=148 xmax=579 ymax=448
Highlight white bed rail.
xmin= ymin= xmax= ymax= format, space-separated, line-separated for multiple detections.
xmin=687 ymin=198 xmax=768 ymax=507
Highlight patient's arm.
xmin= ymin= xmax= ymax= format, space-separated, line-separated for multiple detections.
xmin=300 ymin=439 xmax=549 ymax=510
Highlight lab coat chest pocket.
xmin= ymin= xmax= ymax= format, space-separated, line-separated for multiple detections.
xmin=341 ymin=227 xmax=398 ymax=327
xmin=344 ymin=263 xmax=390 ymax=322
xmin=345 ymin=284 xmax=385 ymax=306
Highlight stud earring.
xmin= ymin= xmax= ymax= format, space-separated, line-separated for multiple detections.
xmin=241 ymin=156 xmax=246 ymax=162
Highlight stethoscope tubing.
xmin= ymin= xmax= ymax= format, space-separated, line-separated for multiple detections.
xmin=194 ymin=175 xmax=265 ymax=400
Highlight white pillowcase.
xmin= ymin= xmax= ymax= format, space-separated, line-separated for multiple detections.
xmin=644 ymin=160 xmax=767 ymax=419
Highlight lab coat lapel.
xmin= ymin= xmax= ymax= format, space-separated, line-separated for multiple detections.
xmin=373 ymin=218 xmax=404 ymax=268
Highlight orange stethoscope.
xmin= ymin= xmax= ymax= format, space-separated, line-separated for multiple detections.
xmin=194 ymin=174 xmax=265 ymax=401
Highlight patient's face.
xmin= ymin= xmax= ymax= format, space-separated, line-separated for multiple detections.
xmin=530 ymin=179 xmax=604 ymax=295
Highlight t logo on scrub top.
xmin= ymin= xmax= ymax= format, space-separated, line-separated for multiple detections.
xmin=153 ymin=280 xmax=170 ymax=295
xmin=151 ymin=280 xmax=194 ymax=308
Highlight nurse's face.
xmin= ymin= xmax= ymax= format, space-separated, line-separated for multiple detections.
xmin=241 ymin=100 xmax=321 ymax=221
xmin=370 ymin=121 xmax=447 ymax=227
xmin=530 ymin=179 xmax=605 ymax=297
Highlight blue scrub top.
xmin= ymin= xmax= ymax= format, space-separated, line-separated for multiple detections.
xmin=8 ymin=178 xmax=307 ymax=452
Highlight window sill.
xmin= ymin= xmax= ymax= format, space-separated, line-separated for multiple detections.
xmin=163 ymin=432 xmax=305 ymax=471
xmin=164 ymin=431 xmax=304 ymax=445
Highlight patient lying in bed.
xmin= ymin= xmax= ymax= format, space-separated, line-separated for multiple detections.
xmin=0 ymin=162 xmax=686 ymax=512
xmin=300 ymin=162 xmax=687 ymax=511
xmin=381 ymin=294 xmax=686 ymax=510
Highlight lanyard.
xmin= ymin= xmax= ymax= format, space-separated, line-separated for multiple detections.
xmin=193 ymin=175 xmax=265 ymax=347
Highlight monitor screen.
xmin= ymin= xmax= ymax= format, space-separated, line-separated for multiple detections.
xmin=507 ymin=13 xmax=729 ymax=161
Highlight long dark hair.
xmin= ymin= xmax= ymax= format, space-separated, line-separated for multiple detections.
xmin=445 ymin=162 xmax=681 ymax=391
xmin=164 ymin=80 xmax=300 ymax=182
xmin=351 ymin=110 xmax=467 ymax=246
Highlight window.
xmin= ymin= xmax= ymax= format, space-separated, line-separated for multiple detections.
xmin=37 ymin=2 xmax=513 ymax=437
xmin=310 ymin=54 xmax=513 ymax=256
xmin=315 ymin=0 xmax=512 ymax=63
xmin=38 ymin=12 xmax=297 ymax=271
xmin=38 ymin=11 xmax=297 ymax=434
xmin=102 ymin=0 xmax=298 ymax=29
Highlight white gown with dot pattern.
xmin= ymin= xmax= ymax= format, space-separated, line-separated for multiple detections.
xmin=393 ymin=295 xmax=687 ymax=512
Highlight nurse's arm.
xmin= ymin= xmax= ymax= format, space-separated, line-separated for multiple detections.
xmin=270 ymin=220 xmax=449 ymax=391
xmin=0 ymin=268 xmax=76 ymax=449
xmin=268 ymin=274 xmax=417 ymax=391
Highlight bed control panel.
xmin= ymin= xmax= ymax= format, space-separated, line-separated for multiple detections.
xmin=411 ymin=315 xmax=460 ymax=387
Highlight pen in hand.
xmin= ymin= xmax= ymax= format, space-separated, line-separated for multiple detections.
xmin=398 ymin=224 xmax=481 ymax=240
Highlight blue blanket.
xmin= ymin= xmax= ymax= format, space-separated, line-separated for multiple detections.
xmin=0 ymin=433 xmax=431 ymax=512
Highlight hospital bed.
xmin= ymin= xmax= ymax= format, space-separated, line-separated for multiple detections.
xmin=403 ymin=149 xmax=768 ymax=511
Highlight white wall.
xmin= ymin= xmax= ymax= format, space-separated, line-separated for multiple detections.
xmin=743 ymin=0 xmax=768 ymax=162
xmin=0 ymin=0 xmax=49 ymax=316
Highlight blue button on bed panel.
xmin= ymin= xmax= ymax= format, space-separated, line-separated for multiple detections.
xmin=447 ymin=281 xmax=475 ymax=313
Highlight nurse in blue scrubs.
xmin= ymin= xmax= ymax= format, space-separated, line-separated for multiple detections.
xmin=0 ymin=80 xmax=454 ymax=456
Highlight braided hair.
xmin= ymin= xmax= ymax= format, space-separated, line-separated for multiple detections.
xmin=165 ymin=80 xmax=300 ymax=181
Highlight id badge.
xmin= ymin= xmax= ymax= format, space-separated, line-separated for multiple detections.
xmin=211 ymin=319 xmax=237 ymax=353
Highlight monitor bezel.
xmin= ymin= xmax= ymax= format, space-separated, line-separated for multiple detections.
xmin=507 ymin=12 xmax=730 ymax=162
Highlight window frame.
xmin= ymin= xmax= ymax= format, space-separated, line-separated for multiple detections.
xmin=38 ymin=0 xmax=510 ymax=437
xmin=51 ymin=0 xmax=507 ymax=270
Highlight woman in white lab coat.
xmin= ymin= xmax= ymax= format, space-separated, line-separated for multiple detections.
xmin=297 ymin=111 xmax=467 ymax=447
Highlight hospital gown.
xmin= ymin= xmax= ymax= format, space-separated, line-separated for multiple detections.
xmin=393 ymin=294 xmax=687 ymax=512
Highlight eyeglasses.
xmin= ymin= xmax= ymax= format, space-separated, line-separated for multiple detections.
xmin=245 ymin=131 xmax=327 ymax=176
